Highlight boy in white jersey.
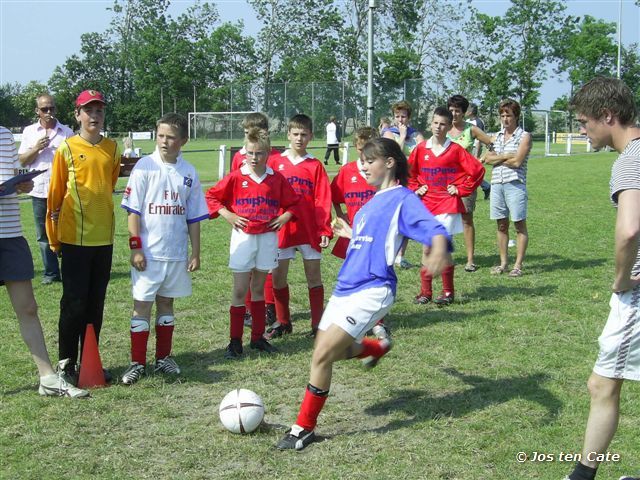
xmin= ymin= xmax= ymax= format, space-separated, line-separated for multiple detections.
xmin=120 ymin=114 xmax=209 ymax=385
xmin=564 ymin=77 xmax=640 ymax=480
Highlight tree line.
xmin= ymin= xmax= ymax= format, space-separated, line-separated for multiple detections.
xmin=1 ymin=0 xmax=638 ymax=133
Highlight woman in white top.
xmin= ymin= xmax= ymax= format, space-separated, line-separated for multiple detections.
xmin=481 ymin=99 xmax=532 ymax=277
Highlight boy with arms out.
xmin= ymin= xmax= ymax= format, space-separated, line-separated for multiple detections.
xmin=265 ymin=114 xmax=333 ymax=338
xmin=564 ymin=77 xmax=640 ymax=480
xmin=206 ymin=128 xmax=299 ymax=358
xmin=277 ymin=137 xmax=451 ymax=450
xmin=46 ymin=90 xmax=120 ymax=383
xmin=120 ymin=113 xmax=209 ymax=384
xmin=409 ymin=107 xmax=485 ymax=306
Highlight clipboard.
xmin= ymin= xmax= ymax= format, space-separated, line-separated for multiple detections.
xmin=0 ymin=170 xmax=46 ymax=196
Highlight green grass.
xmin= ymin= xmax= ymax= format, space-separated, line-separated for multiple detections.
xmin=2 ymin=145 xmax=639 ymax=479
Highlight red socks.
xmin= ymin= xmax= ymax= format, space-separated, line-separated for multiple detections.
xmin=441 ymin=265 xmax=454 ymax=295
xmin=295 ymin=384 xmax=329 ymax=431
xmin=131 ymin=332 xmax=149 ymax=364
xmin=250 ymin=301 xmax=266 ymax=342
xmin=230 ymin=305 xmax=245 ymax=341
xmin=273 ymin=286 xmax=291 ymax=325
xmin=420 ymin=265 xmax=454 ymax=296
xmin=357 ymin=337 xmax=390 ymax=360
xmin=420 ymin=267 xmax=433 ymax=297
xmin=308 ymin=285 xmax=324 ymax=329
xmin=264 ymin=273 xmax=275 ymax=305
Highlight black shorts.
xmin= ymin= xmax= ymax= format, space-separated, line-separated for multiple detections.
xmin=0 ymin=236 xmax=34 ymax=285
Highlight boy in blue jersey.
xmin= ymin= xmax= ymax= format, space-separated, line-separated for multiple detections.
xmin=277 ymin=138 xmax=451 ymax=450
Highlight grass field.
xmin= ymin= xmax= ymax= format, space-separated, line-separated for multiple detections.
xmin=2 ymin=145 xmax=639 ymax=480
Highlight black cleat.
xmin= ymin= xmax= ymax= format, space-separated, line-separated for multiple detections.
xmin=249 ymin=338 xmax=278 ymax=353
xmin=264 ymin=321 xmax=292 ymax=340
xmin=434 ymin=292 xmax=454 ymax=307
xmin=224 ymin=339 xmax=243 ymax=360
xmin=413 ymin=295 xmax=432 ymax=305
xmin=276 ymin=425 xmax=316 ymax=450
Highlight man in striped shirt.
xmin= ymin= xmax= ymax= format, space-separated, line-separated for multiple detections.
xmin=564 ymin=77 xmax=640 ymax=480
xmin=0 ymin=126 xmax=87 ymax=397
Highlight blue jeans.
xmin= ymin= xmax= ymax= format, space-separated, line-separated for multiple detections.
xmin=32 ymin=196 xmax=60 ymax=280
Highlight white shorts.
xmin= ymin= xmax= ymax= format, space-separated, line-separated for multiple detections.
xmin=278 ymin=243 xmax=322 ymax=261
xmin=132 ymin=259 xmax=191 ymax=302
xmin=593 ymin=288 xmax=640 ymax=381
xmin=318 ymin=286 xmax=394 ymax=342
xmin=230 ymin=229 xmax=278 ymax=272
xmin=435 ymin=213 xmax=463 ymax=236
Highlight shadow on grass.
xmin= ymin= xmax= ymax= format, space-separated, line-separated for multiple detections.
xmin=363 ymin=368 xmax=561 ymax=432
xmin=387 ymin=308 xmax=500 ymax=331
xmin=466 ymin=284 xmax=558 ymax=301
xmin=460 ymin=253 xmax=608 ymax=274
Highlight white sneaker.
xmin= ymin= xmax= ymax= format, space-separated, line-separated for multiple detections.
xmin=39 ymin=372 xmax=89 ymax=398
xmin=154 ymin=356 xmax=181 ymax=375
xmin=121 ymin=362 xmax=145 ymax=385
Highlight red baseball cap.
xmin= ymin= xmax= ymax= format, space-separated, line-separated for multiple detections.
xmin=75 ymin=90 xmax=106 ymax=107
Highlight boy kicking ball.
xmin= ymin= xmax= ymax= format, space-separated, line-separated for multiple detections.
xmin=206 ymin=128 xmax=299 ymax=359
xmin=277 ymin=138 xmax=451 ymax=450
xmin=120 ymin=113 xmax=209 ymax=385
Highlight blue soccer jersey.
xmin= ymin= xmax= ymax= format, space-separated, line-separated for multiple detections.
xmin=334 ymin=185 xmax=451 ymax=296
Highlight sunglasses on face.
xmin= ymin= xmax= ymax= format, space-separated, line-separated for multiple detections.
xmin=39 ymin=107 xmax=55 ymax=113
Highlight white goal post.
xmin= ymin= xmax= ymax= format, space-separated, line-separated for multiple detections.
xmin=188 ymin=111 xmax=253 ymax=140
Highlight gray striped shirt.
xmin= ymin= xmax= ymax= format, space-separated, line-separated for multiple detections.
xmin=0 ymin=127 xmax=22 ymax=239
xmin=491 ymin=126 xmax=529 ymax=184
xmin=610 ymin=138 xmax=640 ymax=275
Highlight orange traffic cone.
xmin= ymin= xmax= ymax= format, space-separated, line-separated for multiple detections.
xmin=77 ymin=324 xmax=106 ymax=388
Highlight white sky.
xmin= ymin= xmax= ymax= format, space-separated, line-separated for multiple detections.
xmin=0 ymin=0 xmax=638 ymax=109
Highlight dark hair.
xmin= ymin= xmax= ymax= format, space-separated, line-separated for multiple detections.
xmin=447 ymin=95 xmax=469 ymax=113
xmin=467 ymin=103 xmax=479 ymax=116
xmin=157 ymin=113 xmax=188 ymax=139
xmin=244 ymin=127 xmax=270 ymax=151
xmin=433 ymin=106 xmax=453 ymax=124
xmin=361 ymin=137 xmax=408 ymax=186
xmin=570 ymin=76 xmax=637 ymax=126
xmin=391 ymin=100 xmax=413 ymax=118
xmin=354 ymin=126 xmax=379 ymax=144
xmin=242 ymin=112 xmax=269 ymax=130
xmin=288 ymin=114 xmax=313 ymax=132
xmin=499 ymin=99 xmax=521 ymax=118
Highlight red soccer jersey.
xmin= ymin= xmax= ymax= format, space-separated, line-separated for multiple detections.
xmin=331 ymin=161 xmax=377 ymax=223
xmin=268 ymin=151 xmax=332 ymax=251
xmin=205 ymin=165 xmax=300 ymax=234
xmin=231 ymin=147 xmax=282 ymax=172
xmin=408 ymin=139 xmax=485 ymax=215
xmin=330 ymin=161 xmax=377 ymax=259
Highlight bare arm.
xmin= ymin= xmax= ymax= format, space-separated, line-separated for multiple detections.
xmin=612 ymin=189 xmax=640 ymax=292
xmin=128 ymin=212 xmax=146 ymax=271
xmin=471 ymin=126 xmax=493 ymax=146
xmin=481 ymin=133 xmax=531 ymax=168
xmin=187 ymin=221 xmax=201 ymax=272
xmin=18 ymin=136 xmax=50 ymax=166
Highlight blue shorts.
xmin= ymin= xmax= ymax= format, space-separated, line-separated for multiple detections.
xmin=0 ymin=236 xmax=35 ymax=285
xmin=490 ymin=181 xmax=527 ymax=222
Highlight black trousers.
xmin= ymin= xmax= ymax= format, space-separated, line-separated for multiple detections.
xmin=58 ymin=243 xmax=113 ymax=364
xmin=324 ymin=144 xmax=340 ymax=163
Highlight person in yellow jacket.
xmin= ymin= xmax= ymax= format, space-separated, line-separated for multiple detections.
xmin=46 ymin=90 xmax=120 ymax=384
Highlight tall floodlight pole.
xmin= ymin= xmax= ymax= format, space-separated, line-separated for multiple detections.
xmin=616 ymin=0 xmax=622 ymax=79
xmin=367 ymin=0 xmax=376 ymax=127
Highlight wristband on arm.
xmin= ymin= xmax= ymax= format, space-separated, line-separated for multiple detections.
xmin=129 ymin=236 xmax=142 ymax=249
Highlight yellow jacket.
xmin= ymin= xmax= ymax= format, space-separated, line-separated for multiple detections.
xmin=46 ymin=135 xmax=120 ymax=251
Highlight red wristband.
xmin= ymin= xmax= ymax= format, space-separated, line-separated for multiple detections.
xmin=129 ymin=236 xmax=142 ymax=249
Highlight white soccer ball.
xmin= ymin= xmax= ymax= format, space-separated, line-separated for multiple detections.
xmin=219 ymin=388 xmax=265 ymax=434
